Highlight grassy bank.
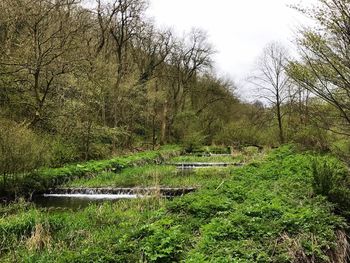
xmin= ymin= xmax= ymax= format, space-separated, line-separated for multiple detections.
xmin=0 ymin=146 xmax=349 ymax=262
xmin=65 ymin=151 xmax=249 ymax=188
xmin=66 ymin=165 xmax=231 ymax=188
xmin=0 ymin=145 xmax=181 ymax=199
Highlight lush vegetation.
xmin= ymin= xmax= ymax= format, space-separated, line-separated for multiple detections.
xmin=1 ymin=0 xmax=350 ymax=261
xmin=1 ymin=0 xmax=350 ymax=178
xmin=0 ymin=146 xmax=181 ymax=199
xmin=1 ymin=146 xmax=349 ymax=262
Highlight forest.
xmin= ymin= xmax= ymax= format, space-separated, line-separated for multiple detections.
xmin=1 ymin=0 xmax=350 ymax=262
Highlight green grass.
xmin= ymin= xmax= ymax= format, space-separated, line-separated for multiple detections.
xmin=192 ymin=145 xmax=231 ymax=154
xmin=65 ymin=150 xmax=259 ymax=188
xmin=169 ymin=147 xmax=263 ymax=163
xmin=169 ymin=155 xmax=240 ymax=163
xmin=0 ymin=146 xmax=349 ymax=262
xmin=67 ymin=165 xmax=232 ymax=188
xmin=1 ymin=145 xmax=182 ymax=197
xmin=67 ymin=165 xmax=177 ymax=188
xmin=0 ymin=198 xmax=166 ymax=262
xmin=167 ymin=147 xmax=347 ymax=262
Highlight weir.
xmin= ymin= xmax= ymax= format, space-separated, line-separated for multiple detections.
xmin=32 ymin=187 xmax=197 ymax=208
xmin=208 ymin=154 xmax=232 ymax=157
xmin=42 ymin=187 xmax=197 ymax=197
xmin=168 ymin=162 xmax=244 ymax=169
xmin=42 ymin=193 xmax=141 ymax=199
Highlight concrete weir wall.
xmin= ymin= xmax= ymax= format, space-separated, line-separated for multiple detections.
xmin=168 ymin=162 xmax=244 ymax=168
xmin=44 ymin=187 xmax=196 ymax=197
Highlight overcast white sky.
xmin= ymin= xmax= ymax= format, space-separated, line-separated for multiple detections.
xmin=146 ymin=0 xmax=317 ymax=100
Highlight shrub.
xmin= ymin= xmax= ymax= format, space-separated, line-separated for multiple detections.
xmin=292 ymin=126 xmax=329 ymax=152
xmin=213 ymin=121 xmax=260 ymax=146
xmin=141 ymin=218 xmax=188 ymax=263
xmin=311 ymin=156 xmax=350 ymax=218
xmin=330 ymin=138 xmax=350 ymax=161
xmin=312 ymin=159 xmax=335 ymax=196
xmin=50 ymin=138 xmax=80 ymax=167
xmin=0 ymin=119 xmax=50 ymax=191
xmin=182 ymin=131 xmax=206 ymax=153
xmin=213 ymin=121 xmax=278 ymax=148
xmin=172 ymin=111 xmax=206 ymax=152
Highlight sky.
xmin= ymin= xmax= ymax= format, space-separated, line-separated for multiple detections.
xmin=146 ymin=0 xmax=317 ymax=100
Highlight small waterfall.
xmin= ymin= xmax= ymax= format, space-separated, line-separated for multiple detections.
xmin=172 ymin=162 xmax=244 ymax=169
xmin=43 ymin=193 xmax=141 ymax=199
xmin=41 ymin=187 xmax=196 ymax=199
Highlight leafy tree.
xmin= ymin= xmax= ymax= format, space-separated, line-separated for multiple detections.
xmin=288 ymin=0 xmax=350 ymax=136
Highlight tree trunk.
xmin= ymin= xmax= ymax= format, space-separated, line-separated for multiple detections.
xmin=160 ymin=101 xmax=168 ymax=145
xmin=152 ymin=114 xmax=156 ymax=150
xmin=276 ymin=102 xmax=284 ymax=144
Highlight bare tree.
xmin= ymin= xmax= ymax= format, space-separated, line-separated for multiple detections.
xmin=132 ymin=24 xmax=173 ymax=86
xmin=249 ymin=42 xmax=290 ymax=143
xmin=0 ymin=0 xmax=88 ymax=126
xmin=95 ymin=0 xmax=147 ymax=131
xmin=162 ymin=29 xmax=214 ymax=143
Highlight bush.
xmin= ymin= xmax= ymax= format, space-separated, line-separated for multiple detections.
xmin=141 ymin=218 xmax=189 ymax=263
xmin=213 ymin=121 xmax=259 ymax=146
xmin=50 ymin=138 xmax=80 ymax=167
xmin=182 ymin=131 xmax=206 ymax=153
xmin=292 ymin=126 xmax=329 ymax=152
xmin=311 ymin=156 xmax=350 ymax=218
xmin=173 ymin=111 xmax=206 ymax=152
xmin=330 ymin=138 xmax=350 ymax=161
xmin=0 ymin=119 xmax=50 ymax=191
xmin=213 ymin=121 xmax=277 ymax=148
xmin=312 ymin=158 xmax=335 ymax=196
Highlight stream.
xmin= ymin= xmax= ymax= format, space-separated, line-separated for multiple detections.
xmin=30 ymin=162 xmax=232 ymax=209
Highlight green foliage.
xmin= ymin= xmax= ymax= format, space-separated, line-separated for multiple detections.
xmin=292 ymin=125 xmax=330 ymax=152
xmin=69 ymin=125 xmax=130 ymax=161
xmin=165 ymin=147 xmax=347 ymax=262
xmin=0 ymin=119 xmax=51 ymax=194
xmin=311 ymin=156 xmax=350 ymax=218
xmin=182 ymin=131 xmax=206 ymax=153
xmin=214 ymin=121 xmax=260 ymax=146
xmin=141 ymin=218 xmax=189 ymax=262
xmin=50 ymin=138 xmax=80 ymax=167
xmin=312 ymin=158 xmax=335 ymax=196
xmin=330 ymin=138 xmax=350 ymax=161
xmin=0 ymin=119 xmax=51 ymax=175
xmin=214 ymin=121 xmax=278 ymax=147
xmin=173 ymin=111 xmax=207 ymax=152
xmin=167 ymin=190 xmax=233 ymax=219
xmin=1 ymin=145 xmax=181 ymax=198
xmin=242 ymin=146 xmax=260 ymax=157
xmin=0 ymin=147 xmax=348 ymax=262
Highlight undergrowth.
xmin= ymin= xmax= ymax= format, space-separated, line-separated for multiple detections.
xmin=0 ymin=146 xmax=349 ymax=262
xmin=0 ymin=145 xmax=181 ymax=199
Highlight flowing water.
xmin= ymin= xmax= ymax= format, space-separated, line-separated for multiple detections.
xmin=30 ymin=164 xmax=210 ymax=210
xmin=32 ymin=185 xmax=196 ymax=209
